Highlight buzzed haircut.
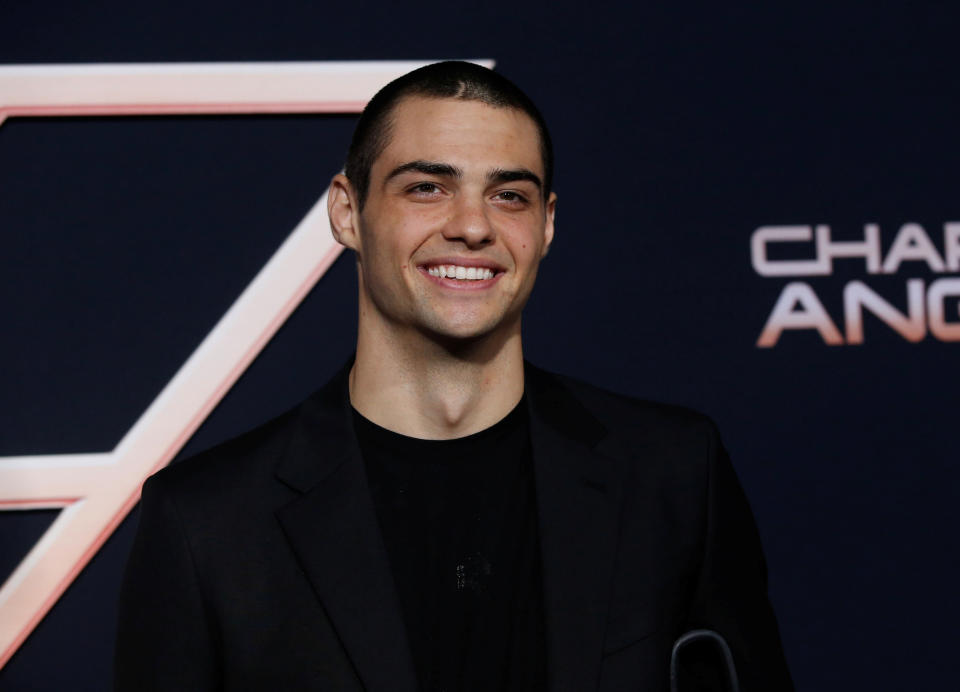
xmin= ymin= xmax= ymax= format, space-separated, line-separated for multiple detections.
xmin=344 ymin=61 xmax=554 ymax=208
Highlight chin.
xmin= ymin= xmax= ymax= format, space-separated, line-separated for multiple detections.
xmin=419 ymin=314 xmax=508 ymax=345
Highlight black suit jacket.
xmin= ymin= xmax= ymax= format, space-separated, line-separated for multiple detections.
xmin=115 ymin=363 xmax=793 ymax=691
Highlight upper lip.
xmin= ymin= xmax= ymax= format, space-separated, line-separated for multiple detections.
xmin=418 ymin=257 xmax=505 ymax=272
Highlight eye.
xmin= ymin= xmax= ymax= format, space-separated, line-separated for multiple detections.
xmin=493 ymin=190 xmax=529 ymax=206
xmin=409 ymin=182 xmax=442 ymax=196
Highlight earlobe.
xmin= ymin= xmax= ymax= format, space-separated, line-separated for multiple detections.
xmin=541 ymin=192 xmax=557 ymax=257
xmin=328 ymin=173 xmax=361 ymax=252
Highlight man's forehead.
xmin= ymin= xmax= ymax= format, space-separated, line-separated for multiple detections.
xmin=374 ymin=96 xmax=544 ymax=176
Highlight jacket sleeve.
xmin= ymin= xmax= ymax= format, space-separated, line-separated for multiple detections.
xmin=114 ymin=473 xmax=221 ymax=691
xmin=680 ymin=422 xmax=794 ymax=692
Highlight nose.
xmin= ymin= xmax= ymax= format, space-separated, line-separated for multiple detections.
xmin=443 ymin=194 xmax=496 ymax=249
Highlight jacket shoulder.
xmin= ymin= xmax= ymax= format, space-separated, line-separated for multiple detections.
xmin=534 ymin=366 xmax=719 ymax=446
xmin=143 ymin=402 xmax=304 ymax=502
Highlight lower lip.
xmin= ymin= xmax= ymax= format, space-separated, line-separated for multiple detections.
xmin=418 ymin=267 xmax=503 ymax=290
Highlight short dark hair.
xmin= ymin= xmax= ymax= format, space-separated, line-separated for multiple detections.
xmin=344 ymin=61 xmax=553 ymax=208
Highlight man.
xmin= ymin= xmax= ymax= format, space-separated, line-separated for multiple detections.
xmin=116 ymin=61 xmax=793 ymax=691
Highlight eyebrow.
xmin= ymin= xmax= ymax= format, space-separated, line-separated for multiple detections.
xmin=384 ymin=160 xmax=463 ymax=182
xmin=383 ymin=160 xmax=543 ymax=192
xmin=487 ymin=167 xmax=542 ymax=191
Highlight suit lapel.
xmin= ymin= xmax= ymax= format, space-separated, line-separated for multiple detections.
xmin=270 ymin=362 xmax=622 ymax=692
xmin=274 ymin=366 xmax=418 ymax=692
xmin=526 ymin=365 xmax=623 ymax=692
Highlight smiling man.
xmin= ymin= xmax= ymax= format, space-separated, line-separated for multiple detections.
xmin=116 ymin=62 xmax=793 ymax=692
xmin=329 ymin=89 xmax=554 ymax=440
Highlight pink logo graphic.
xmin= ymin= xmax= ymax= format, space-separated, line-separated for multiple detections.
xmin=0 ymin=60 xmax=493 ymax=668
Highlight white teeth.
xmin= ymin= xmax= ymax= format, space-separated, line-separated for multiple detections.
xmin=425 ymin=265 xmax=496 ymax=280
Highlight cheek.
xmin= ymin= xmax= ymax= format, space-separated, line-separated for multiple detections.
xmin=503 ymin=225 xmax=545 ymax=267
xmin=376 ymin=210 xmax=444 ymax=256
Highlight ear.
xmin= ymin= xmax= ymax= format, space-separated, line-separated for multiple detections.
xmin=541 ymin=191 xmax=557 ymax=257
xmin=327 ymin=173 xmax=362 ymax=252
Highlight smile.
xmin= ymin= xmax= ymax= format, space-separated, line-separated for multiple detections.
xmin=425 ymin=265 xmax=497 ymax=280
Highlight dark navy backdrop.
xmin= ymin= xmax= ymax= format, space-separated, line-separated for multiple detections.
xmin=2 ymin=2 xmax=958 ymax=689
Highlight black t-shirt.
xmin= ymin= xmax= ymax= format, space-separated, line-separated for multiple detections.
xmin=353 ymin=399 xmax=546 ymax=692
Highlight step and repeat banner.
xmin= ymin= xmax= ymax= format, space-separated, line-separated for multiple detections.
xmin=1 ymin=2 xmax=957 ymax=690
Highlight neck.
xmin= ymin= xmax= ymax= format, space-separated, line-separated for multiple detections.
xmin=349 ymin=317 xmax=525 ymax=440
